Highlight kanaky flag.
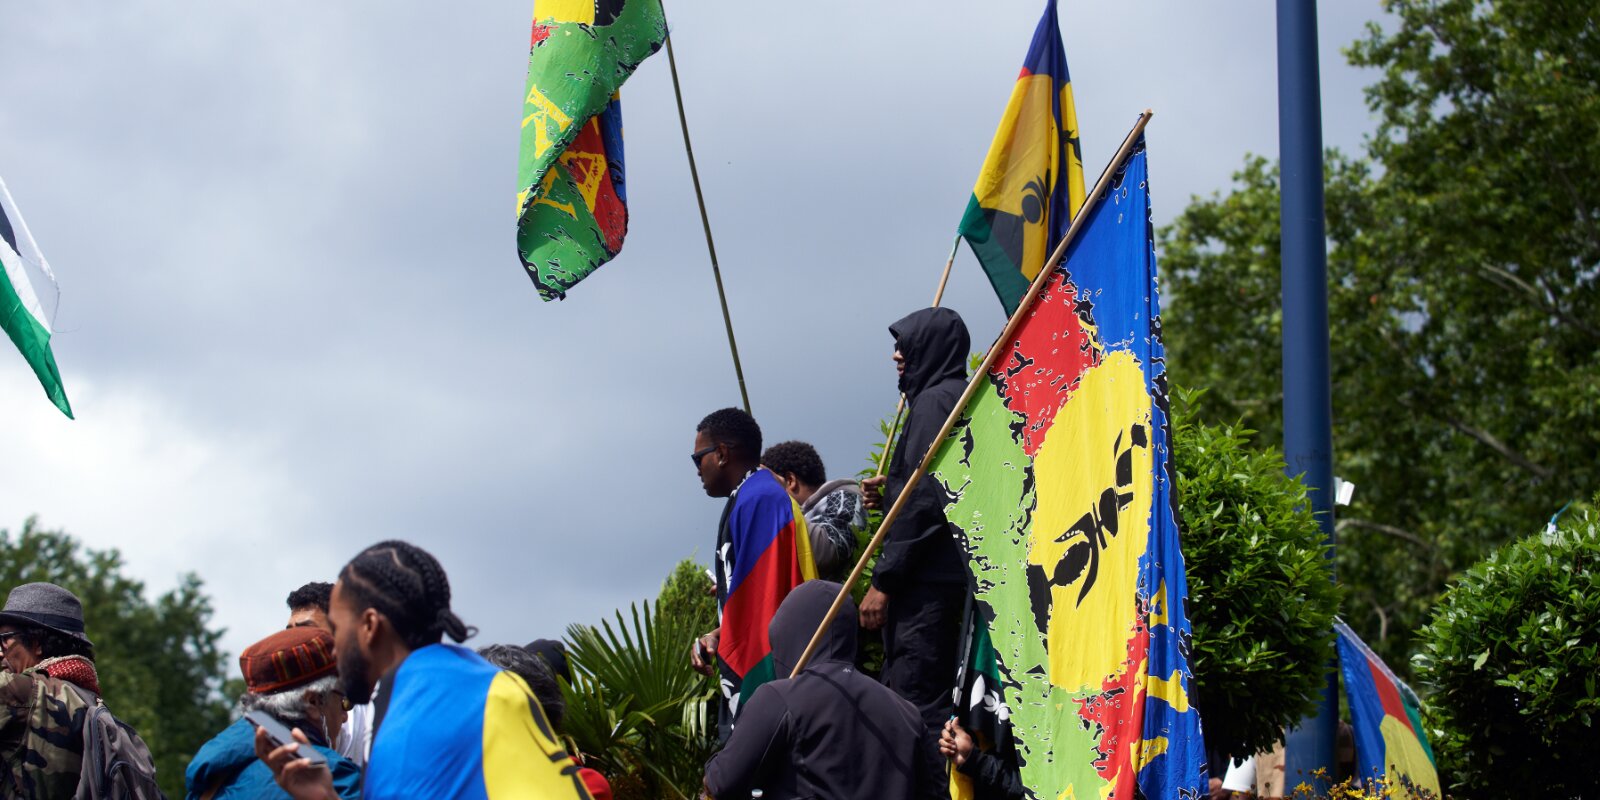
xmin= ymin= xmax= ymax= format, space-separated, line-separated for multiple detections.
xmin=958 ymin=0 xmax=1086 ymax=315
xmin=1337 ymin=621 xmax=1442 ymax=795
xmin=517 ymin=0 xmax=666 ymax=301
xmin=716 ymin=468 xmax=817 ymax=715
xmin=0 ymin=175 xmax=71 ymax=418
xmin=931 ymin=136 xmax=1207 ymax=798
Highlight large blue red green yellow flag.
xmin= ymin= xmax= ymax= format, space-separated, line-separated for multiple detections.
xmin=931 ymin=136 xmax=1207 ymax=798
xmin=517 ymin=0 xmax=666 ymax=301
xmin=1336 ymin=622 xmax=1442 ymax=796
xmin=716 ymin=469 xmax=817 ymax=716
xmin=958 ymin=0 xmax=1086 ymax=315
xmin=364 ymin=644 xmax=592 ymax=798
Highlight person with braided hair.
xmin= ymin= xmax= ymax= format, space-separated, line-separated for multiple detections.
xmin=256 ymin=540 xmax=592 ymax=800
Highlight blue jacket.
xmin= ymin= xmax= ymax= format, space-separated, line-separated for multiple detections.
xmin=185 ymin=718 xmax=361 ymax=799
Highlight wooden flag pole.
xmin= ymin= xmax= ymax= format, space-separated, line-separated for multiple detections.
xmin=930 ymin=234 xmax=962 ymax=308
xmin=873 ymin=235 xmax=964 ymax=478
xmin=662 ymin=11 xmax=752 ymax=415
xmin=788 ymin=110 xmax=1154 ymax=678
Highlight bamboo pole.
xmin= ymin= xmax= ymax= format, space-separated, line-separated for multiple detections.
xmin=930 ymin=234 xmax=962 ymax=308
xmin=662 ymin=10 xmax=752 ymax=415
xmin=788 ymin=110 xmax=1155 ymax=678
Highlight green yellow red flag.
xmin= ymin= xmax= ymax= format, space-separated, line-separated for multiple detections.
xmin=517 ymin=0 xmax=666 ymax=301
xmin=933 ymin=136 xmax=1207 ymax=798
xmin=957 ymin=0 xmax=1085 ymax=315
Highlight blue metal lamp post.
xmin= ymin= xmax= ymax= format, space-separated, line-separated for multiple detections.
xmin=1277 ymin=0 xmax=1338 ymax=788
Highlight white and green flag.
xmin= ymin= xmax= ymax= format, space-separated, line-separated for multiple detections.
xmin=0 ymin=175 xmax=71 ymax=418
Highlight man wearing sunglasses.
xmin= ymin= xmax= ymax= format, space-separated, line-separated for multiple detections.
xmin=688 ymin=407 xmax=817 ymax=742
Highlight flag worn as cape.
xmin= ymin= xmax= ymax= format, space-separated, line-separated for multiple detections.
xmin=517 ymin=0 xmax=666 ymax=301
xmin=957 ymin=0 xmax=1086 ymax=315
xmin=715 ymin=468 xmax=817 ymax=717
xmin=1336 ymin=621 xmax=1441 ymax=795
xmin=364 ymin=644 xmax=592 ymax=799
xmin=0 ymin=175 xmax=71 ymax=418
xmin=931 ymin=136 xmax=1206 ymax=798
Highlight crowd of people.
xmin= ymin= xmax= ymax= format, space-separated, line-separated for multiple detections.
xmin=689 ymin=306 xmax=1016 ymax=798
xmin=0 ymin=306 xmax=1021 ymax=799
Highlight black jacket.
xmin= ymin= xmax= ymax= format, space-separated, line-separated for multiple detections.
xmin=873 ymin=307 xmax=972 ymax=592
xmin=703 ymin=581 xmax=945 ymax=800
xmin=957 ymin=747 xmax=1026 ymax=799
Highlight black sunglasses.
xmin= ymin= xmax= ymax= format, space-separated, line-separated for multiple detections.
xmin=691 ymin=445 xmax=717 ymax=468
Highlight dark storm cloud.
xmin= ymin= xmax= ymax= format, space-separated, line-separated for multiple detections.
xmin=0 ymin=2 xmax=1383 ymax=656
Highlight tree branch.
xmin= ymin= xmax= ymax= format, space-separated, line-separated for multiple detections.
xmin=1474 ymin=262 xmax=1600 ymax=341
xmin=1370 ymin=599 xmax=1389 ymax=643
xmin=1440 ymin=414 xmax=1556 ymax=481
xmin=1337 ymin=518 xmax=1433 ymax=550
xmin=1369 ymin=328 xmax=1557 ymax=481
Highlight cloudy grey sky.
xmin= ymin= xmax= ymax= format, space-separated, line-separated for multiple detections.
xmin=0 ymin=1 xmax=1384 ymax=660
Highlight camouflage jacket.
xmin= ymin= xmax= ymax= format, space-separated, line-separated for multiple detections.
xmin=0 ymin=657 xmax=94 ymax=799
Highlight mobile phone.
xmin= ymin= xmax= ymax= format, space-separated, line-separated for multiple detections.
xmin=245 ymin=710 xmax=327 ymax=767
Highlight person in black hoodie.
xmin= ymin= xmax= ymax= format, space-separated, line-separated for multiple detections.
xmin=860 ymin=306 xmax=973 ymax=731
xmin=702 ymin=580 xmax=944 ymax=800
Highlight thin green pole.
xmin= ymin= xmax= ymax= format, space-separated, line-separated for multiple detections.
xmin=662 ymin=10 xmax=751 ymax=415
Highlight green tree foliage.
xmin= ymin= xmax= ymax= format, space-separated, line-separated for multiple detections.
xmin=655 ymin=558 xmax=717 ymax=640
xmin=1160 ymin=0 xmax=1600 ymax=668
xmin=1172 ymin=389 xmax=1340 ymax=759
xmin=0 ymin=518 xmax=230 ymax=798
xmin=1414 ymin=496 xmax=1599 ymax=799
xmin=561 ymin=600 xmax=715 ymax=800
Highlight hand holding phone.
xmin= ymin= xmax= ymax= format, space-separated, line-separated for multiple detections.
xmin=245 ymin=710 xmax=327 ymax=767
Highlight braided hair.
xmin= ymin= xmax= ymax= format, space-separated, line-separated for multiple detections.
xmin=338 ymin=540 xmax=477 ymax=650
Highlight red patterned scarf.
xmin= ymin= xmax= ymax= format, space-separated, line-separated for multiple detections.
xmin=40 ymin=655 xmax=101 ymax=695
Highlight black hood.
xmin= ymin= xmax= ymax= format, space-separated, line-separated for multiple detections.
xmin=770 ymin=580 xmax=856 ymax=677
xmin=890 ymin=307 xmax=970 ymax=400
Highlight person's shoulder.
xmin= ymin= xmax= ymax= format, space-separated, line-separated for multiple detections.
xmin=0 ymin=668 xmax=32 ymax=700
xmin=734 ymin=471 xmax=800 ymax=519
xmin=905 ymin=379 xmax=966 ymax=422
xmin=0 ymin=668 xmax=38 ymax=704
xmin=404 ymin=643 xmax=497 ymax=678
xmin=482 ymin=670 xmax=559 ymax=738
xmin=750 ymin=676 xmax=796 ymax=700
xmin=814 ymin=478 xmax=861 ymax=500
xmin=927 ymin=377 xmax=969 ymax=405
xmin=740 ymin=469 xmax=791 ymax=502
xmin=36 ymin=672 xmax=94 ymax=712
xmin=736 ymin=679 xmax=796 ymax=723
xmin=846 ymin=669 xmax=923 ymax=723
xmin=391 ymin=644 xmax=498 ymax=706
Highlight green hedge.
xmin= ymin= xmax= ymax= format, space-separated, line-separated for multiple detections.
xmin=1415 ymin=496 xmax=1600 ymax=798
xmin=1173 ymin=388 xmax=1341 ymax=759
